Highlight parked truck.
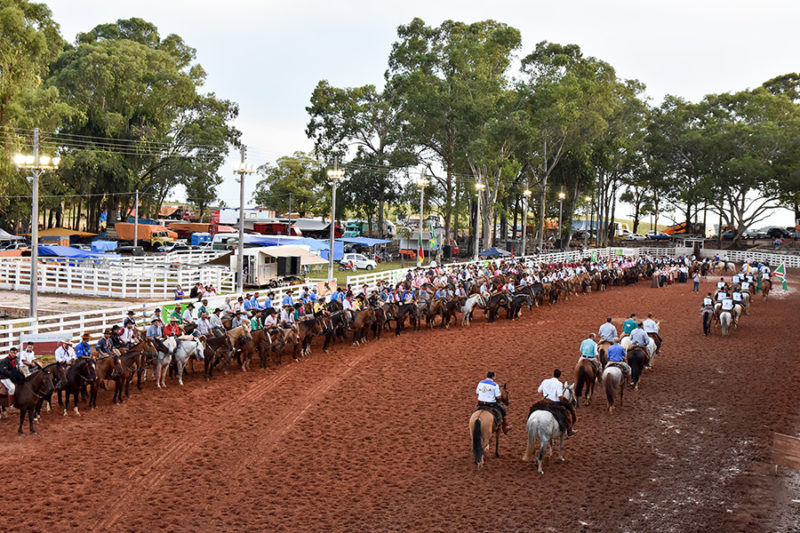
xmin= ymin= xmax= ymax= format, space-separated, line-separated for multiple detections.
xmin=115 ymin=223 xmax=176 ymax=248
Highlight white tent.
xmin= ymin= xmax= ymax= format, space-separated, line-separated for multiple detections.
xmin=0 ymin=228 xmax=22 ymax=240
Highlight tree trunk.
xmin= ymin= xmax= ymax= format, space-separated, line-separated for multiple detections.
xmin=609 ymin=183 xmax=618 ymax=246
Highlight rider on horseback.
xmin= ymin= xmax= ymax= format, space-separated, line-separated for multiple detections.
xmin=629 ymin=323 xmax=650 ymax=349
xmin=622 ymin=313 xmax=638 ymax=336
xmin=577 ymin=333 xmax=601 ymax=376
xmin=476 ymin=371 xmax=510 ymax=434
xmin=606 ymin=337 xmax=631 ymax=377
xmin=598 ymin=317 xmax=617 ymax=343
xmin=534 ymin=369 xmax=576 ymax=436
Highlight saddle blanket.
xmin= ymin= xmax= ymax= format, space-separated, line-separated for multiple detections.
xmin=476 ymin=403 xmax=502 ymax=425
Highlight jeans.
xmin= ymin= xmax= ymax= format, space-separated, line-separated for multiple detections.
xmin=693 ymin=281 xmax=699 ymax=292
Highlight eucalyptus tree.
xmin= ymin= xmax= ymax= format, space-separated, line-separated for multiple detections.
xmin=306 ymin=81 xmax=411 ymax=234
xmin=254 ymin=151 xmax=325 ymax=218
xmin=48 ymin=18 xmax=239 ymax=229
xmin=517 ymin=42 xmax=618 ymax=249
xmin=386 ymin=18 xmax=521 ymax=244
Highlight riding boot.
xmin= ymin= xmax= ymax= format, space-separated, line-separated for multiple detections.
xmin=501 ymin=418 xmax=512 ymax=434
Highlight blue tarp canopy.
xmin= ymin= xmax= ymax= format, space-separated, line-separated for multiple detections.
xmin=337 ymin=237 xmax=390 ymax=247
xmin=478 ymin=247 xmax=511 ymax=257
xmin=90 ymin=240 xmax=118 ymax=252
xmin=244 ymin=236 xmax=343 ymax=261
xmin=38 ymin=245 xmax=120 ymax=259
xmin=125 ymin=217 xmax=160 ymax=225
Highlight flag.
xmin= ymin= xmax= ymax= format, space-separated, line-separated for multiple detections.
xmin=775 ymin=263 xmax=788 ymax=290
xmin=591 ymin=251 xmax=597 ymax=262
xmin=417 ymin=229 xmax=424 ymax=264
xmin=429 ymin=223 xmax=437 ymax=250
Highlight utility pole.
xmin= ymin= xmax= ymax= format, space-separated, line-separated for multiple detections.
xmin=233 ymin=147 xmax=255 ymax=293
xmin=30 ymin=128 xmax=39 ymax=318
xmin=474 ymin=182 xmax=486 ymax=262
xmin=327 ymin=158 xmax=343 ymax=281
xmin=288 ymin=192 xmax=293 ymax=234
xmin=134 ymin=189 xmax=139 ymax=248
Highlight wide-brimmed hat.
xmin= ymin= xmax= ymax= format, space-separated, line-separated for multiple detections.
xmin=104 ymin=329 xmax=112 ymax=335
xmin=82 ymin=333 xmax=91 ymax=340
xmin=169 ymin=316 xmax=177 ymax=322
xmin=214 ymin=307 xmax=223 ymax=313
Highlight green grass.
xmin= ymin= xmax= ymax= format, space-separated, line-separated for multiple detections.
xmin=306 ymin=261 xmax=408 ymax=286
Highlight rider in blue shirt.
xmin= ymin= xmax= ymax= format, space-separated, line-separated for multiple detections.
xmin=75 ymin=334 xmax=92 ymax=358
xmin=434 ymin=288 xmax=446 ymax=300
xmin=282 ymin=293 xmax=294 ymax=307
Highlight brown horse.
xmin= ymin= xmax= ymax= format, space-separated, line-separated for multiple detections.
xmin=297 ymin=317 xmax=325 ymax=355
xmin=12 ymin=369 xmax=54 ymax=435
xmin=89 ymin=355 xmax=123 ymax=409
xmin=351 ymin=309 xmax=376 ymax=345
xmin=468 ymin=384 xmax=510 ymax=468
xmin=762 ymin=279 xmax=772 ymax=301
xmin=574 ymin=358 xmax=600 ymax=407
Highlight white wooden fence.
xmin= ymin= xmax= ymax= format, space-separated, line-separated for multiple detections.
xmin=0 ymin=279 xmax=326 ymax=353
xmin=0 ymin=257 xmax=234 ymax=299
xmin=701 ymin=248 xmax=800 ymax=268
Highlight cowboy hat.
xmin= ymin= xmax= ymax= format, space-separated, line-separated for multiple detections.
xmin=82 ymin=333 xmax=91 ymax=340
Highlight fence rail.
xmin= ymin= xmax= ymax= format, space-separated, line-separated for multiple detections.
xmin=701 ymin=248 xmax=800 ymax=268
xmin=0 ymin=258 xmax=234 ymax=299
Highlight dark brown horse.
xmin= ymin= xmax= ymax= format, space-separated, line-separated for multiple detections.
xmin=627 ymin=346 xmax=647 ymax=390
xmin=394 ymin=303 xmax=419 ymax=336
xmin=485 ymin=293 xmax=510 ymax=323
xmin=34 ymin=363 xmax=67 ymax=420
xmin=13 ymin=369 xmax=54 ymax=434
xmin=62 ymin=357 xmax=98 ymax=416
xmin=574 ymin=358 xmax=600 ymax=407
xmin=89 ymin=355 xmax=123 ymax=408
xmin=351 ymin=309 xmax=376 ymax=345
xmin=297 ymin=317 xmax=325 ymax=355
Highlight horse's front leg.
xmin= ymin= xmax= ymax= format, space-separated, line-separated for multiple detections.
xmin=558 ymin=434 xmax=565 ymax=462
xmin=495 ymin=429 xmax=500 ymax=458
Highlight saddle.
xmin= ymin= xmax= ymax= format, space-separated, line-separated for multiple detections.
xmin=476 ymin=402 xmax=503 ymax=426
xmin=606 ymin=361 xmax=630 ymax=375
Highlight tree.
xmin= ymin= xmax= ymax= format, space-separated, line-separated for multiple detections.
xmin=254 ymin=152 xmax=325 ymax=218
xmin=47 ymin=18 xmax=239 ymax=231
xmin=306 ymin=82 xmax=412 ymax=235
xmin=386 ymin=19 xmax=521 ymax=244
xmin=0 ymin=0 xmax=70 ymax=230
xmin=695 ymin=88 xmax=799 ymax=243
xmin=517 ymin=42 xmax=618 ymax=249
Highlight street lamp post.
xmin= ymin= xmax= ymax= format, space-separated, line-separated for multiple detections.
xmin=14 ymin=128 xmax=60 ymax=318
xmin=557 ymin=190 xmax=566 ymax=250
xmin=416 ymin=175 xmax=429 ymax=267
xmin=233 ymin=153 xmax=255 ymax=294
xmin=521 ymin=188 xmax=531 ymax=257
xmin=474 ymin=182 xmax=486 ymax=262
xmin=327 ymin=165 xmax=345 ymax=281
xmin=584 ymin=195 xmax=592 ymax=248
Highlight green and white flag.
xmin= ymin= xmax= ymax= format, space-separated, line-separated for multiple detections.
xmin=774 ymin=263 xmax=788 ymax=290
xmin=591 ymin=251 xmax=597 ymax=262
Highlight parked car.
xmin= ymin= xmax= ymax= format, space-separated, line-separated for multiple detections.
xmin=646 ymin=231 xmax=671 ymax=241
xmin=766 ymin=227 xmax=791 ymax=239
xmin=1 ymin=241 xmax=28 ymax=250
xmin=742 ymin=227 xmax=768 ymax=239
xmin=157 ymin=243 xmax=193 ymax=253
xmin=624 ymin=233 xmax=646 ymax=241
xmin=341 ymin=253 xmax=377 ymax=270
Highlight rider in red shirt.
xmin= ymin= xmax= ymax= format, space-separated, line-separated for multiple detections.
xmin=164 ymin=317 xmax=182 ymax=337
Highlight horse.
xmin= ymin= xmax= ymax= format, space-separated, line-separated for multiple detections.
xmin=468 ymin=384 xmax=509 ymax=468
xmin=394 ymin=303 xmax=419 ymax=336
xmin=162 ymin=336 xmax=205 ymax=385
xmin=321 ymin=311 xmax=349 ymax=351
xmin=350 ymin=309 xmax=376 ymax=345
xmin=147 ymin=337 xmax=173 ymax=389
xmin=269 ymin=327 xmax=300 ymax=365
xmin=13 ymin=369 xmax=55 ymax=435
xmin=113 ymin=350 xmax=146 ymax=403
xmin=719 ymin=310 xmax=732 ymax=336
xmin=509 ymin=293 xmax=533 ymax=319
xmin=296 ymin=317 xmax=325 ymax=355
xmin=762 ymin=279 xmax=772 ymax=301
xmin=574 ymin=358 xmax=601 ymax=407
xmin=33 ymin=363 xmax=67 ymax=420
xmin=62 ymin=357 xmax=98 ymax=416
xmin=438 ymin=300 xmax=460 ymax=328
xmin=460 ymin=294 xmax=485 ymax=326
xmin=248 ymin=328 xmax=273 ymax=369
xmin=627 ymin=346 xmax=648 ymax=390
xmin=602 ymin=364 xmax=625 ymax=413
xmin=89 ymin=354 xmax=123 ymax=408
xmin=702 ymin=307 xmax=714 ymax=336
xmin=485 ymin=293 xmax=510 ymax=323
xmin=522 ymin=383 xmax=577 ymax=474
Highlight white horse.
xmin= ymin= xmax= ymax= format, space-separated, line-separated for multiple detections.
xmin=461 ymin=294 xmax=486 ymax=326
xmin=733 ymin=304 xmax=743 ymax=328
xmin=719 ymin=311 xmax=732 ymax=335
xmin=620 ymin=335 xmax=657 ymax=360
xmin=522 ymin=383 xmax=576 ymax=475
xmin=169 ymin=336 xmax=205 ymax=386
xmin=153 ymin=337 xmax=176 ymax=389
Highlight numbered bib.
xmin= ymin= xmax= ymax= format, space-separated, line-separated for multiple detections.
xmin=704 ymin=297 xmax=713 ymax=306
xmin=721 ymin=299 xmax=734 ymax=310
xmin=741 ymin=282 xmax=750 ymax=290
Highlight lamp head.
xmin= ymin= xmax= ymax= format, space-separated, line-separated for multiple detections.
xmin=584 ymin=195 xmax=591 ymax=202
xmin=327 ymin=168 xmax=345 ymax=181
xmin=523 ymin=189 xmax=531 ymax=198
xmin=475 ymin=183 xmax=486 ymax=192
xmin=558 ymin=192 xmax=566 ymax=200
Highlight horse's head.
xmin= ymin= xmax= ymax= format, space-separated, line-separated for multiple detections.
xmin=561 ymin=382 xmax=577 ymax=407
xmin=500 ymin=383 xmax=510 ymax=406
xmin=49 ymin=363 xmax=67 ymax=389
xmin=79 ymin=357 xmax=98 ymax=382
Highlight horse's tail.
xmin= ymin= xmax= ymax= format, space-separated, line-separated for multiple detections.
xmin=472 ymin=418 xmax=483 ymax=465
xmin=604 ymin=370 xmax=615 ymax=407
xmin=575 ymin=365 xmax=586 ymax=397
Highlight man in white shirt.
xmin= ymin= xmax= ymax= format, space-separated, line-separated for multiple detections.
xmin=182 ymin=303 xmax=196 ymax=325
xmin=598 ymin=317 xmax=617 ymax=343
xmin=55 ymin=340 xmax=76 ymax=365
xmin=19 ymin=342 xmax=37 ymax=376
xmin=196 ymin=312 xmax=212 ymax=336
xmin=121 ymin=323 xmax=137 ymax=346
xmin=209 ymin=308 xmax=225 ymax=337
xmin=475 ymin=371 xmax=510 ymax=434
xmin=643 ymin=313 xmax=662 ymax=354
xmin=533 ymin=369 xmax=576 ymax=436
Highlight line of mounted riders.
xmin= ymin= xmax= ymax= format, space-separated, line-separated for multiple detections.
xmin=0 ymin=254 xmax=719 ymax=436
xmin=701 ymin=265 xmax=772 ymax=336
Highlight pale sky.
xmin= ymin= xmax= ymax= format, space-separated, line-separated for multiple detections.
xmin=47 ymin=0 xmax=799 ymax=227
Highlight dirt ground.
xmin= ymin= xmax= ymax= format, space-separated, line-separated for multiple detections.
xmin=1 ymin=274 xmax=799 ymax=532
xmin=0 ymin=289 xmax=143 ymax=315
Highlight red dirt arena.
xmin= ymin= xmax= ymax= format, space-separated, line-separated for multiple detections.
xmin=2 ymin=275 xmax=799 ymax=532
